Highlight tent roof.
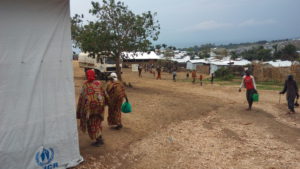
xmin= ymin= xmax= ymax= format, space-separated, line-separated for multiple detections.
xmin=263 ymin=60 xmax=293 ymax=67
xmin=187 ymin=58 xmax=251 ymax=66
xmin=171 ymin=56 xmax=191 ymax=63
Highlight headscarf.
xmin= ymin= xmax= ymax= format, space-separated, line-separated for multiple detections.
xmin=86 ymin=69 xmax=95 ymax=82
xmin=109 ymin=72 xmax=118 ymax=81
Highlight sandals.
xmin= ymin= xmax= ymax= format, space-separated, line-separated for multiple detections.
xmin=92 ymin=137 xmax=104 ymax=147
xmin=114 ymin=124 xmax=123 ymax=130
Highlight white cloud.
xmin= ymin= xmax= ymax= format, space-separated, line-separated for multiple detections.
xmin=238 ymin=19 xmax=277 ymax=27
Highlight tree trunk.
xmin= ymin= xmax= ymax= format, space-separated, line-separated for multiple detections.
xmin=115 ymin=54 xmax=122 ymax=81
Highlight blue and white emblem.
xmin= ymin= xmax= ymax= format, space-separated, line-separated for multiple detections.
xmin=35 ymin=148 xmax=54 ymax=167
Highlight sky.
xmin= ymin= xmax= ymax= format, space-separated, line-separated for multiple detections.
xmin=70 ymin=0 xmax=300 ymax=48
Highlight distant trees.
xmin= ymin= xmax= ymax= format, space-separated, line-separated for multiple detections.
xmin=183 ymin=43 xmax=214 ymax=59
xmin=186 ymin=47 xmax=197 ymax=59
xmin=240 ymin=44 xmax=299 ymax=61
xmin=177 ymin=40 xmax=299 ymax=62
xmin=241 ymin=46 xmax=272 ymax=61
xmin=155 ymin=44 xmax=162 ymax=50
xmin=154 ymin=44 xmax=177 ymax=57
xmin=230 ymin=51 xmax=238 ymax=60
xmin=280 ymin=44 xmax=298 ymax=61
xmin=274 ymin=44 xmax=299 ymax=61
xmin=199 ymin=44 xmax=213 ymax=59
xmin=164 ymin=47 xmax=175 ymax=58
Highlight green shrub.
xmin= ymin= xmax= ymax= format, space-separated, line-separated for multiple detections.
xmin=215 ymin=67 xmax=234 ymax=81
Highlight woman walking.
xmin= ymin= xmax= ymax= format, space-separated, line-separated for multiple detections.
xmin=239 ymin=70 xmax=257 ymax=111
xmin=77 ymin=69 xmax=106 ymax=146
xmin=106 ymin=73 xmax=128 ymax=130
xmin=280 ymin=75 xmax=299 ymax=114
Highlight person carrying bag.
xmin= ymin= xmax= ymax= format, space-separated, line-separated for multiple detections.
xmin=239 ymin=70 xmax=258 ymax=111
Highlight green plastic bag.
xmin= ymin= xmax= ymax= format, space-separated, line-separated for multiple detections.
xmin=121 ymin=102 xmax=132 ymax=113
xmin=252 ymin=93 xmax=259 ymax=102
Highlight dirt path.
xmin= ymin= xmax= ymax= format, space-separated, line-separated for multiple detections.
xmin=73 ymin=61 xmax=300 ymax=169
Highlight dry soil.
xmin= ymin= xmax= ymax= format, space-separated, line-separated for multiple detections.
xmin=72 ymin=61 xmax=300 ymax=169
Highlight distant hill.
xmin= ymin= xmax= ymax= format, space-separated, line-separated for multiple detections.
xmin=215 ymin=38 xmax=300 ymax=50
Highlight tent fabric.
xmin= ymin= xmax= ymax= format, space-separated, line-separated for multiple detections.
xmin=0 ymin=0 xmax=83 ymax=169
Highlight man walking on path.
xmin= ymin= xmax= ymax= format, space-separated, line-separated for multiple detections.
xmin=280 ymin=75 xmax=299 ymax=114
xmin=239 ymin=70 xmax=257 ymax=111
xmin=192 ymin=70 xmax=197 ymax=83
xmin=156 ymin=67 xmax=162 ymax=80
xmin=138 ymin=65 xmax=142 ymax=78
xmin=210 ymin=73 xmax=214 ymax=84
xmin=172 ymin=69 xmax=177 ymax=82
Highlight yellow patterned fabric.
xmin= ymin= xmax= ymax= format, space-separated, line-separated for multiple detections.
xmin=106 ymin=81 xmax=126 ymax=126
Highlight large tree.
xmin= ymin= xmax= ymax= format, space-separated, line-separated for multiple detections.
xmin=273 ymin=44 xmax=299 ymax=61
xmin=242 ymin=46 xmax=272 ymax=61
xmin=72 ymin=0 xmax=160 ymax=80
xmin=280 ymin=44 xmax=299 ymax=61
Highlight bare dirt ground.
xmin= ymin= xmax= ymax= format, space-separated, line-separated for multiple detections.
xmin=72 ymin=61 xmax=300 ymax=169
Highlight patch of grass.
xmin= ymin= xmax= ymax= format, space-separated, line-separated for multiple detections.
xmin=216 ymin=79 xmax=283 ymax=91
xmin=177 ymin=76 xmax=283 ymax=91
xmin=256 ymin=85 xmax=282 ymax=91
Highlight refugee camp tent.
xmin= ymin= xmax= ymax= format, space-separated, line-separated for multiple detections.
xmin=186 ymin=59 xmax=208 ymax=70
xmin=263 ymin=60 xmax=293 ymax=67
xmin=123 ymin=52 xmax=162 ymax=65
xmin=209 ymin=59 xmax=251 ymax=74
xmin=0 ymin=0 xmax=83 ymax=169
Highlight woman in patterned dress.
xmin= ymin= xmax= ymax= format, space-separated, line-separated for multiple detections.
xmin=106 ymin=73 xmax=128 ymax=130
xmin=77 ymin=69 xmax=106 ymax=146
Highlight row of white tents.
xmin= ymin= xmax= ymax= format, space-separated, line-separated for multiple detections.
xmin=124 ymin=51 xmax=297 ymax=74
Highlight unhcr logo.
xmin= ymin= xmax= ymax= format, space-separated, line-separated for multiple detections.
xmin=35 ymin=148 xmax=59 ymax=169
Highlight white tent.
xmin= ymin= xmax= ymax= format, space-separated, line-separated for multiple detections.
xmin=263 ymin=60 xmax=293 ymax=67
xmin=0 ymin=0 xmax=83 ymax=169
xmin=123 ymin=52 xmax=162 ymax=60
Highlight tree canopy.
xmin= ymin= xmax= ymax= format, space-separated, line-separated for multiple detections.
xmin=278 ymin=44 xmax=299 ymax=61
xmin=241 ymin=46 xmax=272 ymax=61
xmin=72 ymin=0 xmax=160 ymax=80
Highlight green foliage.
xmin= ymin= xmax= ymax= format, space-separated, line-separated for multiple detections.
xmin=162 ymin=44 xmax=167 ymax=49
xmin=72 ymin=0 xmax=160 ymax=79
xmin=182 ymin=43 xmax=214 ymax=59
xmin=214 ymin=67 xmax=234 ymax=81
xmin=230 ymin=51 xmax=238 ymax=60
xmin=280 ymin=44 xmax=298 ymax=61
xmin=164 ymin=48 xmax=174 ymax=58
xmin=155 ymin=44 xmax=161 ymax=50
xmin=273 ymin=44 xmax=299 ymax=61
xmin=241 ymin=46 xmax=272 ymax=61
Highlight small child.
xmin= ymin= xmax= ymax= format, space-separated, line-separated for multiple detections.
xmin=186 ymin=71 xmax=190 ymax=79
xmin=192 ymin=70 xmax=196 ymax=83
xmin=199 ymin=74 xmax=203 ymax=86
xmin=172 ymin=71 xmax=177 ymax=82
